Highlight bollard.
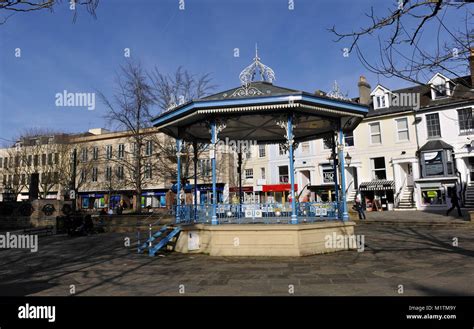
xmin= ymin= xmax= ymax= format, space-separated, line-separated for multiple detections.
xmin=137 ymin=230 xmax=141 ymax=253
xmin=148 ymin=224 xmax=152 ymax=248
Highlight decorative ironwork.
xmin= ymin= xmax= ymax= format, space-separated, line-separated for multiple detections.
xmin=326 ymin=81 xmax=350 ymax=101
xmin=239 ymin=44 xmax=276 ymax=85
xmin=230 ymin=84 xmax=264 ymax=97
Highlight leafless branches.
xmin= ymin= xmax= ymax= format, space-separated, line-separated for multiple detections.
xmin=330 ymin=0 xmax=473 ymax=86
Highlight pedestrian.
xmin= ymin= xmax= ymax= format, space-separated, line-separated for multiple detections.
xmin=353 ymin=197 xmax=366 ymax=220
xmin=446 ymin=189 xmax=462 ymax=217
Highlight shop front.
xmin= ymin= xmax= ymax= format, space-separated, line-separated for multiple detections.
xmin=80 ymin=193 xmax=106 ymax=209
xmin=359 ymin=180 xmax=395 ymax=211
xmin=308 ymin=185 xmax=338 ymax=202
xmin=415 ymin=178 xmax=458 ymax=209
xmin=141 ymin=190 xmax=167 ymax=208
xmin=260 ymin=184 xmax=298 ymax=204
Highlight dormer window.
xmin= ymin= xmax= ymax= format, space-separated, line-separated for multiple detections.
xmin=433 ymin=83 xmax=449 ymax=99
xmin=428 ymin=73 xmax=453 ymax=100
xmin=370 ymin=85 xmax=390 ymax=109
xmin=375 ymin=95 xmax=387 ymax=109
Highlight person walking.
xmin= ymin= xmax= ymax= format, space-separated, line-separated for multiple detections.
xmin=353 ymin=197 xmax=366 ymax=220
xmin=446 ymin=189 xmax=462 ymax=217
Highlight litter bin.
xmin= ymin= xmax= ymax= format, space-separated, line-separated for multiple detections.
xmin=387 ymin=203 xmax=394 ymax=211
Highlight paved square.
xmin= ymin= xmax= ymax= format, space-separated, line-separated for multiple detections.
xmin=0 ymin=221 xmax=473 ymax=296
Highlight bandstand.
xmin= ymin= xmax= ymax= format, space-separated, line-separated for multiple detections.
xmin=151 ymin=49 xmax=368 ymax=256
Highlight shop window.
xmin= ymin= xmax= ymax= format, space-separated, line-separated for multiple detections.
xmin=421 ymin=150 xmax=454 ymax=177
xmin=322 ymin=165 xmax=335 ymax=183
xmin=421 ymin=189 xmax=446 ymax=205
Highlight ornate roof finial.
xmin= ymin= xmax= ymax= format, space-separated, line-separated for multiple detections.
xmin=327 ymin=80 xmax=350 ymax=101
xmin=239 ymin=45 xmax=276 ymax=85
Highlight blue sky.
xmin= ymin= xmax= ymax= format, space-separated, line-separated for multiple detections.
xmin=0 ymin=0 xmax=469 ymax=142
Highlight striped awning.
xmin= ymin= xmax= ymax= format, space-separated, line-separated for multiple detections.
xmin=359 ymin=180 xmax=395 ymax=191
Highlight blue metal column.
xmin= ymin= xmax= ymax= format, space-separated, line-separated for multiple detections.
xmin=288 ymin=115 xmax=298 ymax=224
xmin=338 ymin=128 xmax=349 ymax=221
xmin=331 ymin=134 xmax=339 ymax=204
xmin=211 ymin=120 xmax=218 ymax=225
xmin=193 ymin=141 xmax=198 ymax=223
xmin=176 ymin=138 xmax=182 ymax=223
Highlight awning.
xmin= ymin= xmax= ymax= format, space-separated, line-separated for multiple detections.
xmin=308 ymin=184 xmax=337 ymax=192
xmin=359 ymin=180 xmax=395 ymax=191
xmin=262 ymin=184 xmax=298 ymax=192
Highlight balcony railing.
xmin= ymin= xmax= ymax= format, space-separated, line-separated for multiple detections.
xmin=174 ymin=201 xmax=340 ymax=224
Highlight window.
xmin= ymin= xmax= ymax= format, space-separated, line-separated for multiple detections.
xmin=458 ymin=108 xmax=474 ymax=135
xmin=92 ymin=168 xmax=98 ymax=182
xmin=200 ymin=159 xmax=211 ymax=176
xmin=42 ymin=153 xmax=46 ymax=166
xmin=433 ymin=84 xmax=448 ymax=99
xmin=369 ymin=123 xmax=382 ymax=144
xmin=375 ymin=95 xmax=387 ymax=109
xmin=301 ymin=142 xmax=310 ymax=153
xmin=323 ymin=136 xmax=332 ymax=149
xmin=80 ymin=170 xmax=87 ymax=183
xmin=27 ymin=155 xmax=32 ymax=166
xmin=421 ymin=150 xmax=454 ymax=177
xmin=245 ymin=149 xmax=251 ymax=159
xmin=396 ymin=118 xmax=409 ymax=141
xmin=81 ymin=148 xmax=88 ymax=162
xmin=21 ymin=174 xmax=26 ymax=185
xmin=344 ymin=131 xmax=354 ymax=147
xmin=118 ymin=144 xmax=125 ymax=159
xmin=105 ymin=167 xmax=112 ymax=181
xmin=371 ymin=157 xmax=386 ymax=180
xmin=117 ymin=166 xmax=124 ymax=180
xmin=426 ymin=113 xmax=441 ymax=138
xmin=0 ymin=157 xmax=2 ymax=169
xmin=245 ymin=168 xmax=253 ymax=179
xmin=322 ymin=165 xmax=335 ymax=183
xmin=92 ymin=146 xmax=99 ymax=160
xmin=260 ymin=167 xmax=265 ymax=179
xmin=34 ymin=155 xmax=39 ymax=166
xmin=258 ymin=145 xmax=266 ymax=157
xmin=144 ymin=164 xmax=152 ymax=179
xmin=146 ymin=140 xmax=153 ymax=156
xmin=54 ymin=153 xmax=59 ymax=165
xmin=106 ymin=145 xmax=113 ymax=159
xmin=279 ymin=144 xmax=286 ymax=155
xmin=279 ymin=166 xmax=289 ymax=183
xmin=48 ymin=153 xmax=53 ymax=165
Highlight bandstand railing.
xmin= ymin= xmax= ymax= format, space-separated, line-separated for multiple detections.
xmin=174 ymin=202 xmax=340 ymax=224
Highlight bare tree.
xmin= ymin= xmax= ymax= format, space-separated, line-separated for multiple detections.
xmin=330 ymin=1 xmax=473 ymax=88
xmin=98 ymin=61 xmax=156 ymax=213
xmin=0 ymin=0 xmax=99 ymax=24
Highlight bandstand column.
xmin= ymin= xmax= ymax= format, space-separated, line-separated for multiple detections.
xmin=176 ymin=138 xmax=182 ymax=223
xmin=338 ymin=128 xmax=349 ymax=221
xmin=193 ymin=140 xmax=198 ymax=222
xmin=288 ymin=115 xmax=298 ymax=224
xmin=211 ymin=120 xmax=218 ymax=225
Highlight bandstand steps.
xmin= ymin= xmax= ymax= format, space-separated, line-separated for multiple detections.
xmin=137 ymin=225 xmax=169 ymax=253
xmin=148 ymin=227 xmax=181 ymax=256
xmin=137 ymin=225 xmax=181 ymax=256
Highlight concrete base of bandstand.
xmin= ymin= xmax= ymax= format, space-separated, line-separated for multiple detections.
xmin=175 ymin=221 xmax=356 ymax=257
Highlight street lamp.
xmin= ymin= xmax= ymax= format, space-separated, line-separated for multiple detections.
xmin=345 ymin=153 xmax=352 ymax=167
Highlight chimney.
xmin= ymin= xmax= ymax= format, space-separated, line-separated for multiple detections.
xmin=470 ymin=47 xmax=474 ymax=87
xmin=358 ymin=76 xmax=371 ymax=105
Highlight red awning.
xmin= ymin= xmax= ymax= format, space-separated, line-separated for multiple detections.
xmin=262 ymin=184 xmax=298 ymax=192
